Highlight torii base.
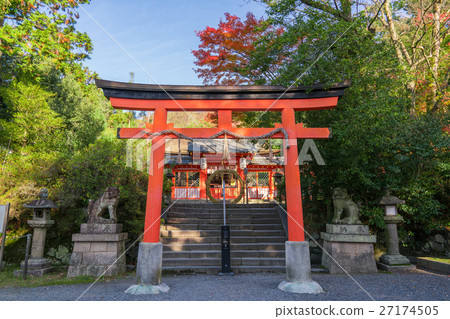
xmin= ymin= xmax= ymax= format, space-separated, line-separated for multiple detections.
xmin=278 ymin=241 xmax=324 ymax=294
xmin=125 ymin=242 xmax=170 ymax=295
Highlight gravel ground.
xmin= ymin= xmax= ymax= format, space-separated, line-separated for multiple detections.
xmin=0 ymin=269 xmax=448 ymax=301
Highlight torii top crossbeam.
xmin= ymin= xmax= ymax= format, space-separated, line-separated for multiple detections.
xmin=97 ymin=80 xmax=348 ymax=111
xmin=96 ymin=79 xmax=350 ymax=243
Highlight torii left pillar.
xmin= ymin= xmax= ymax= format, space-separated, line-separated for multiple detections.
xmin=125 ymin=108 xmax=170 ymax=295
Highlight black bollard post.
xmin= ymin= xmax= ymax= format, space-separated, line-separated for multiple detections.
xmin=220 ymin=225 xmax=232 ymax=274
xmin=23 ymin=234 xmax=31 ymax=280
xmin=219 ymin=180 xmax=233 ymax=276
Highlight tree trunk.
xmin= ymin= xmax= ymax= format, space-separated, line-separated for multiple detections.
xmin=430 ymin=0 xmax=442 ymax=111
xmin=0 ymin=15 xmax=4 ymax=62
xmin=383 ymin=0 xmax=406 ymax=64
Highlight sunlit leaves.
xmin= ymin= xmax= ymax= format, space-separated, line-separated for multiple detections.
xmin=0 ymin=0 xmax=92 ymax=81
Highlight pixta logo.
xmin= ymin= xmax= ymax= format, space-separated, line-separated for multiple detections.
xmin=296 ymin=139 xmax=325 ymax=165
xmin=125 ymin=135 xmax=326 ymax=175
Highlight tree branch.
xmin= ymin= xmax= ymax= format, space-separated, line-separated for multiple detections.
xmin=431 ymin=66 xmax=450 ymax=113
xmin=382 ymin=0 xmax=412 ymax=66
xmin=298 ymin=0 xmax=352 ymax=21
xmin=367 ymin=0 xmax=387 ymax=31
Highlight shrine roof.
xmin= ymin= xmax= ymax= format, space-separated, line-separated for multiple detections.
xmin=95 ymin=79 xmax=350 ymax=100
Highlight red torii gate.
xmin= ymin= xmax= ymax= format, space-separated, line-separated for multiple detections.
xmin=96 ymin=80 xmax=349 ymax=294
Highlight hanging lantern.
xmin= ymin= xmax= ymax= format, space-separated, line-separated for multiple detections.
xmin=239 ymin=157 xmax=247 ymax=170
xmin=200 ymin=157 xmax=207 ymax=170
xmin=177 ymin=137 xmax=182 ymax=164
xmin=222 ymin=134 xmax=231 ymax=161
xmin=268 ymin=137 xmax=274 ymax=162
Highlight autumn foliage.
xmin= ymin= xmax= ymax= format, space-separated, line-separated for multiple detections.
xmin=192 ymin=12 xmax=282 ymax=85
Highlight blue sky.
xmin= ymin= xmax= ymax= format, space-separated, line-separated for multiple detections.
xmin=76 ymin=0 xmax=266 ymax=85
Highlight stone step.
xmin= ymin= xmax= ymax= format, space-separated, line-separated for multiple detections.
xmin=230 ymin=242 xmax=286 ymax=250
xmin=162 ymin=265 xmax=326 ymax=274
xmin=162 ymin=265 xmax=286 ymax=274
xmin=161 ymin=203 xmax=285 ymax=274
xmin=234 ymin=265 xmax=285 ymax=273
xmin=167 ymin=217 xmax=282 ymax=224
xmin=161 ymin=229 xmax=286 ymax=238
xmin=163 ymin=250 xmax=222 ymax=259
xmin=162 ymin=257 xmax=285 ymax=267
xmin=170 ymin=204 xmax=277 ymax=210
xmin=161 ymin=230 xmax=220 ymax=237
xmin=209 ymin=208 xmax=278 ymax=214
xmin=233 ymin=258 xmax=285 ymax=267
xmin=161 ymin=236 xmax=286 ymax=244
xmin=163 ymin=242 xmax=286 ymax=252
xmin=162 ymin=223 xmax=284 ymax=231
xmin=163 ymin=258 xmax=221 ymax=267
xmin=163 ymin=250 xmax=285 ymax=259
xmin=232 ymin=250 xmax=285 ymax=258
xmin=168 ymin=212 xmax=279 ymax=219
xmin=163 ymin=243 xmax=221 ymax=251
xmin=162 ymin=266 xmax=221 ymax=275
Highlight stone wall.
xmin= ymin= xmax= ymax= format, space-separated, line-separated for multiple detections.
xmin=422 ymin=232 xmax=450 ymax=257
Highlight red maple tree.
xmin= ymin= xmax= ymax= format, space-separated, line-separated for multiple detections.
xmin=192 ymin=12 xmax=283 ymax=85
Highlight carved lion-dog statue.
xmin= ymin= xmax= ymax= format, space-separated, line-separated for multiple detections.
xmin=331 ymin=187 xmax=361 ymax=225
xmin=87 ymin=187 xmax=120 ymax=224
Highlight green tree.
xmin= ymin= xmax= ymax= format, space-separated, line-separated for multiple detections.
xmin=193 ymin=2 xmax=449 ymax=249
xmin=250 ymin=0 xmax=450 ymax=246
xmin=46 ymin=72 xmax=111 ymax=151
xmin=0 ymin=81 xmax=65 ymax=225
xmin=259 ymin=0 xmax=449 ymax=113
xmin=0 ymin=80 xmax=64 ymax=152
xmin=49 ymin=136 xmax=148 ymax=257
xmin=0 ymin=0 xmax=92 ymax=82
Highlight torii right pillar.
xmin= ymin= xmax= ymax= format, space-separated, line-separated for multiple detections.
xmin=278 ymin=107 xmax=324 ymax=294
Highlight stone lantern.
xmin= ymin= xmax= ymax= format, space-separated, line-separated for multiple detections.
xmin=377 ymin=193 xmax=415 ymax=271
xmin=273 ymin=171 xmax=283 ymax=184
xmin=273 ymin=171 xmax=284 ymax=202
xmin=16 ymin=188 xmax=56 ymax=276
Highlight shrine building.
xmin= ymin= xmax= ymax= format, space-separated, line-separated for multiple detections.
xmin=165 ymin=137 xmax=284 ymax=202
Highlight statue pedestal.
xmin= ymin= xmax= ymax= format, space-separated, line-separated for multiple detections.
xmin=321 ymin=224 xmax=377 ymax=274
xmin=67 ymin=223 xmax=127 ymax=277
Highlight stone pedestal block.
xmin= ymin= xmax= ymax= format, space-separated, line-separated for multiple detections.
xmin=67 ymin=224 xmax=127 ymax=278
xmin=321 ymin=224 xmax=377 ymax=274
xmin=379 ymin=254 xmax=411 ymax=265
xmin=14 ymin=258 xmax=53 ymax=277
xmin=376 ymin=261 xmax=416 ymax=272
xmin=278 ymin=241 xmax=324 ymax=294
xmin=125 ymin=242 xmax=169 ymax=295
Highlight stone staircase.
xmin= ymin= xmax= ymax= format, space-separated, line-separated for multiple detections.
xmin=161 ymin=203 xmax=287 ymax=274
